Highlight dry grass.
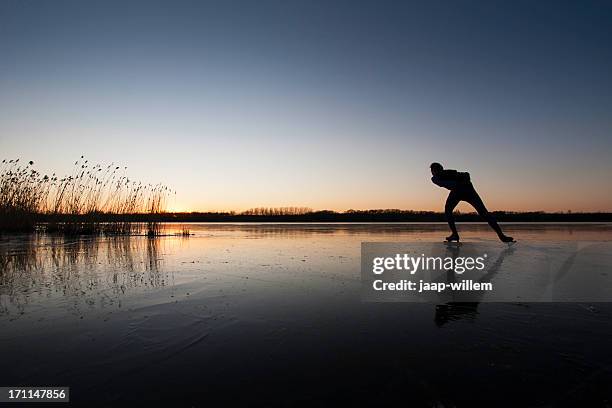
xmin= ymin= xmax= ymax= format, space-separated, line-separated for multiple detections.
xmin=178 ymin=225 xmax=191 ymax=236
xmin=0 ymin=157 xmax=174 ymax=235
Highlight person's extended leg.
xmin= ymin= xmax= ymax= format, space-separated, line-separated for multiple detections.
xmin=444 ymin=191 xmax=460 ymax=241
xmin=465 ymin=189 xmax=514 ymax=242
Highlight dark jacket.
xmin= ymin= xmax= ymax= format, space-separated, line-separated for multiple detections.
xmin=431 ymin=170 xmax=471 ymax=191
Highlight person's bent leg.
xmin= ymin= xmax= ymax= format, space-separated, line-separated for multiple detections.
xmin=444 ymin=192 xmax=460 ymax=241
xmin=466 ymin=190 xmax=514 ymax=242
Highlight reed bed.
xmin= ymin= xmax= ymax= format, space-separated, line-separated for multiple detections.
xmin=0 ymin=157 xmax=174 ymax=235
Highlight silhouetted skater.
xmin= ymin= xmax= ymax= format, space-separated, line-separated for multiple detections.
xmin=430 ymin=162 xmax=514 ymax=243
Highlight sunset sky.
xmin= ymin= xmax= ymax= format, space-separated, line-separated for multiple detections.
xmin=2 ymin=1 xmax=612 ymax=212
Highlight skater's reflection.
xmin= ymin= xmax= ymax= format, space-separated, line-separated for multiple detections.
xmin=434 ymin=244 xmax=516 ymax=326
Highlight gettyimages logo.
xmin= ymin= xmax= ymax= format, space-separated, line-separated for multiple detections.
xmin=361 ymin=241 xmax=612 ymax=303
xmin=372 ymin=253 xmax=488 ymax=275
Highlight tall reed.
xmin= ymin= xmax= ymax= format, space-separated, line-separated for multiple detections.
xmin=0 ymin=157 xmax=174 ymax=235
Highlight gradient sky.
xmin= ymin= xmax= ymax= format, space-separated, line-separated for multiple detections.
xmin=1 ymin=0 xmax=612 ymax=212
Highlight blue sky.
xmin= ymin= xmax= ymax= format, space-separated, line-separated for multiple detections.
xmin=1 ymin=0 xmax=612 ymax=211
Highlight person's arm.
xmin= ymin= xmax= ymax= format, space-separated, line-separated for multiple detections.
xmin=431 ymin=174 xmax=457 ymax=190
xmin=431 ymin=176 xmax=444 ymax=187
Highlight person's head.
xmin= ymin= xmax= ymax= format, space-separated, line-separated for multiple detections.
xmin=430 ymin=162 xmax=443 ymax=176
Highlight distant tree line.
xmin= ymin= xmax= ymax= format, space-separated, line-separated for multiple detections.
xmin=241 ymin=207 xmax=313 ymax=216
xmin=39 ymin=208 xmax=608 ymax=223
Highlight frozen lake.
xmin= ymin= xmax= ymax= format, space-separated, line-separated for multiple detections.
xmin=1 ymin=223 xmax=612 ymax=405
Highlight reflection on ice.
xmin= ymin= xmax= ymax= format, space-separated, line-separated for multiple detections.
xmin=2 ymin=223 xmax=612 ymax=318
xmin=0 ymin=235 xmax=171 ymax=316
xmin=1 ymin=223 xmax=612 ymax=405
